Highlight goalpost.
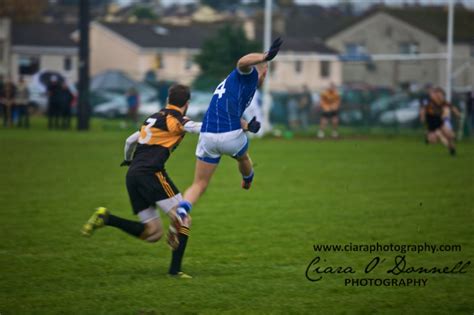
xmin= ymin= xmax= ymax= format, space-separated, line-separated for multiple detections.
xmin=260 ymin=0 xmax=466 ymax=136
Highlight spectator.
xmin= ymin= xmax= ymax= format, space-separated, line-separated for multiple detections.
xmin=16 ymin=76 xmax=30 ymax=128
xmin=0 ymin=75 xmax=4 ymax=124
xmin=126 ymin=87 xmax=140 ymax=125
xmin=467 ymin=90 xmax=474 ymax=135
xmin=318 ymin=82 xmax=341 ymax=138
xmin=59 ymin=82 xmax=73 ymax=129
xmin=1 ymin=78 xmax=16 ymax=128
xmin=298 ymin=85 xmax=312 ymax=130
xmin=287 ymin=93 xmax=299 ymax=130
xmin=47 ymin=76 xmax=62 ymax=129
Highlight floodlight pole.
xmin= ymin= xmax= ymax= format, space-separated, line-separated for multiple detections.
xmin=446 ymin=0 xmax=454 ymax=103
xmin=262 ymin=0 xmax=272 ymax=134
xmin=77 ymin=0 xmax=90 ymax=130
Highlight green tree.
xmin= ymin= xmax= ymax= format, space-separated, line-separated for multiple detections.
xmin=193 ymin=24 xmax=261 ymax=91
xmin=200 ymin=0 xmax=235 ymax=10
xmin=132 ymin=6 xmax=157 ymax=20
xmin=0 ymin=0 xmax=47 ymax=22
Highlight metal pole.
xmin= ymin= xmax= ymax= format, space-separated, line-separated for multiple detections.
xmin=446 ymin=0 xmax=454 ymax=102
xmin=77 ymin=0 xmax=90 ymax=130
xmin=261 ymin=0 xmax=272 ymax=134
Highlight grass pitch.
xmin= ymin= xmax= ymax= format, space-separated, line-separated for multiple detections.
xmin=0 ymin=120 xmax=473 ymax=314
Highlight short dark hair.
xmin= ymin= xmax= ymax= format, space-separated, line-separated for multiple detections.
xmin=434 ymin=87 xmax=446 ymax=97
xmin=168 ymin=84 xmax=190 ymax=107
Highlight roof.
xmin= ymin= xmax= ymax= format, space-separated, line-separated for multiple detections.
xmin=268 ymin=37 xmax=337 ymax=54
xmin=327 ymin=6 xmax=474 ymax=44
xmin=12 ymin=22 xmax=77 ymax=47
xmin=99 ymin=21 xmax=228 ymax=49
xmin=383 ymin=6 xmax=474 ymax=43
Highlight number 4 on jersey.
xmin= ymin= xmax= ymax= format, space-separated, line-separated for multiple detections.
xmin=214 ymin=79 xmax=226 ymax=99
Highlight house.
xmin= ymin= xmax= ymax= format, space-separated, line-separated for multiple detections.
xmin=324 ymin=7 xmax=474 ymax=89
xmin=90 ymin=21 xmax=222 ymax=85
xmin=90 ymin=20 xmax=341 ymax=91
xmin=10 ymin=22 xmax=78 ymax=83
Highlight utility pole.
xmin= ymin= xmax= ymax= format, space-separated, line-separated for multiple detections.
xmin=262 ymin=0 xmax=272 ymax=134
xmin=77 ymin=0 xmax=90 ymax=130
xmin=446 ymin=0 xmax=454 ymax=102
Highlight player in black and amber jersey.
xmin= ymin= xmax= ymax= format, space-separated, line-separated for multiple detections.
xmin=81 ymin=84 xmax=201 ymax=278
xmin=420 ymin=87 xmax=458 ymax=156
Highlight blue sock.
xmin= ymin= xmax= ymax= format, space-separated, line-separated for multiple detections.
xmin=243 ymin=170 xmax=254 ymax=183
xmin=176 ymin=200 xmax=192 ymax=219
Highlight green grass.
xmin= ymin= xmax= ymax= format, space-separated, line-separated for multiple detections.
xmin=1 ymin=119 xmax=473 ymax=314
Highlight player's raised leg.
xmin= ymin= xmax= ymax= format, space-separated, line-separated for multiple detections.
xmin=237 ymin=152 xmax=254 ymax=190
xmin=81 ymin=206 xmax=163 ymax=242
xmin=183 ymin=159 xmax=219 ymax=205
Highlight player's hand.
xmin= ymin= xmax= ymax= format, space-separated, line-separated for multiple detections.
xmin=247 ymin=117 xmax=261 ymax=133
xmin=120 ymin=160 xmax=132 ymax=167
xmin=265 ymin=37 xmax=283 ymax=61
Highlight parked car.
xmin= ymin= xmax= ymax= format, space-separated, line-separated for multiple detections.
xmin=186 ymin=91 xmax=213 ymax=120
xmin=93 ymin=94 xmax=161 ymax=118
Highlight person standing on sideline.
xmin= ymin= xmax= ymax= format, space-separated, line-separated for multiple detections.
xmin=16 ymin=76 xmax=30 ymax=128
xmin=298 ymin=85 xmax=312 ymax=130
xmin=59 ymin=82 xmax=73 ymax=129
xmin=127 ymin=87 xmax=140 ymax=126
xmin=47 ymin=76 xmax=62 ymax=129
xmin=1 ymin=78 xmax=16 ymax=127
xmin=318 ymin=82 xmax=340 ymax=138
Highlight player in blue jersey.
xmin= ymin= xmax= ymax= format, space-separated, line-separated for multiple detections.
xmin=166 ymin=38 xmax=283 ymax=248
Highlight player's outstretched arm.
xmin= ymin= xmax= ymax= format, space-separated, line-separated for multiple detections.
xmin=237 ymin=37 xmax=283 ymax=74
xmin=183 ymin=118 xmax=202 ymax=134
xmin=122 ymin=131 xmax=140 ymax=166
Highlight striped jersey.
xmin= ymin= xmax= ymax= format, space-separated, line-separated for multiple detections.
xmin=201 ymin=67 xmax=258 ymax=133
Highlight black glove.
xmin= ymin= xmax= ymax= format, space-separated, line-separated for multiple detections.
xmin=247 ymin=117 xmax=261 ymax=133
xmin=265 ymin=37 xmax=283 ymax=61
xmin=120 ymin=160 xmax=132 ymax=167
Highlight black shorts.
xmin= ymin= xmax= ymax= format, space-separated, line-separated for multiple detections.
xmin=426 ymin=115 xmax=442 ymax=131
xmin=126 ymin=170 xmax=179 ymax=214
xmin=322 ymin=110 xmax=339 ymax=118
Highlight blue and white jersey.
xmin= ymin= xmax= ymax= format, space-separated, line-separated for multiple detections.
xmin=201 ymin=67 xmax=259 ymax=133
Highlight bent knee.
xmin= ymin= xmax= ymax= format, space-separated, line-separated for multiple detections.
xmin=145 ymin=230 xmax=163 ymax=243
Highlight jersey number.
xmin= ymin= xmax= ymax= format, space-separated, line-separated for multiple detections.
xmin=214 ymin=79 xmax=226 ymax=99
xmin=139 ymin=118 xmax=157 ymax=144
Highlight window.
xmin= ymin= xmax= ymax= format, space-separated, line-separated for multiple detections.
xmin=320 ymin=61 xmax=330 ymax=78
xmin=155 ymin=54 xmax=164 ymax=69
xmin=64 ymin=56 xmax=72 ymax=71
xmin=399 ymin=42 xmax=419 ymax=55
xmin=18 ymin=56 xmax=40 ymax=75
xmin=345 ymin=42 xmax=367 ymax=56
xmin=295 ymin=60 xmax=302 ymax=74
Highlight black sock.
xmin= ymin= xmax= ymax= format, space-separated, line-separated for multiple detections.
xmin=169 ymin=226 xmax=190 ymax=275
xmin=106 ymin=214 xmax=145 ymax=238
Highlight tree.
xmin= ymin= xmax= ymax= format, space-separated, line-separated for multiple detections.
xmin=0 ymin=0 xmax=47 ymax=22
xmin=132 ymin=6 xmax=158 ymax=21
xmin=200 ymin=0 xmax=235 ymax=10
xmin=193 ymin=24 xmax=261 ymax=91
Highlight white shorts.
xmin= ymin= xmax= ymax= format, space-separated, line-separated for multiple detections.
xmin=196 ymin=129 xmax=249 ymax=164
